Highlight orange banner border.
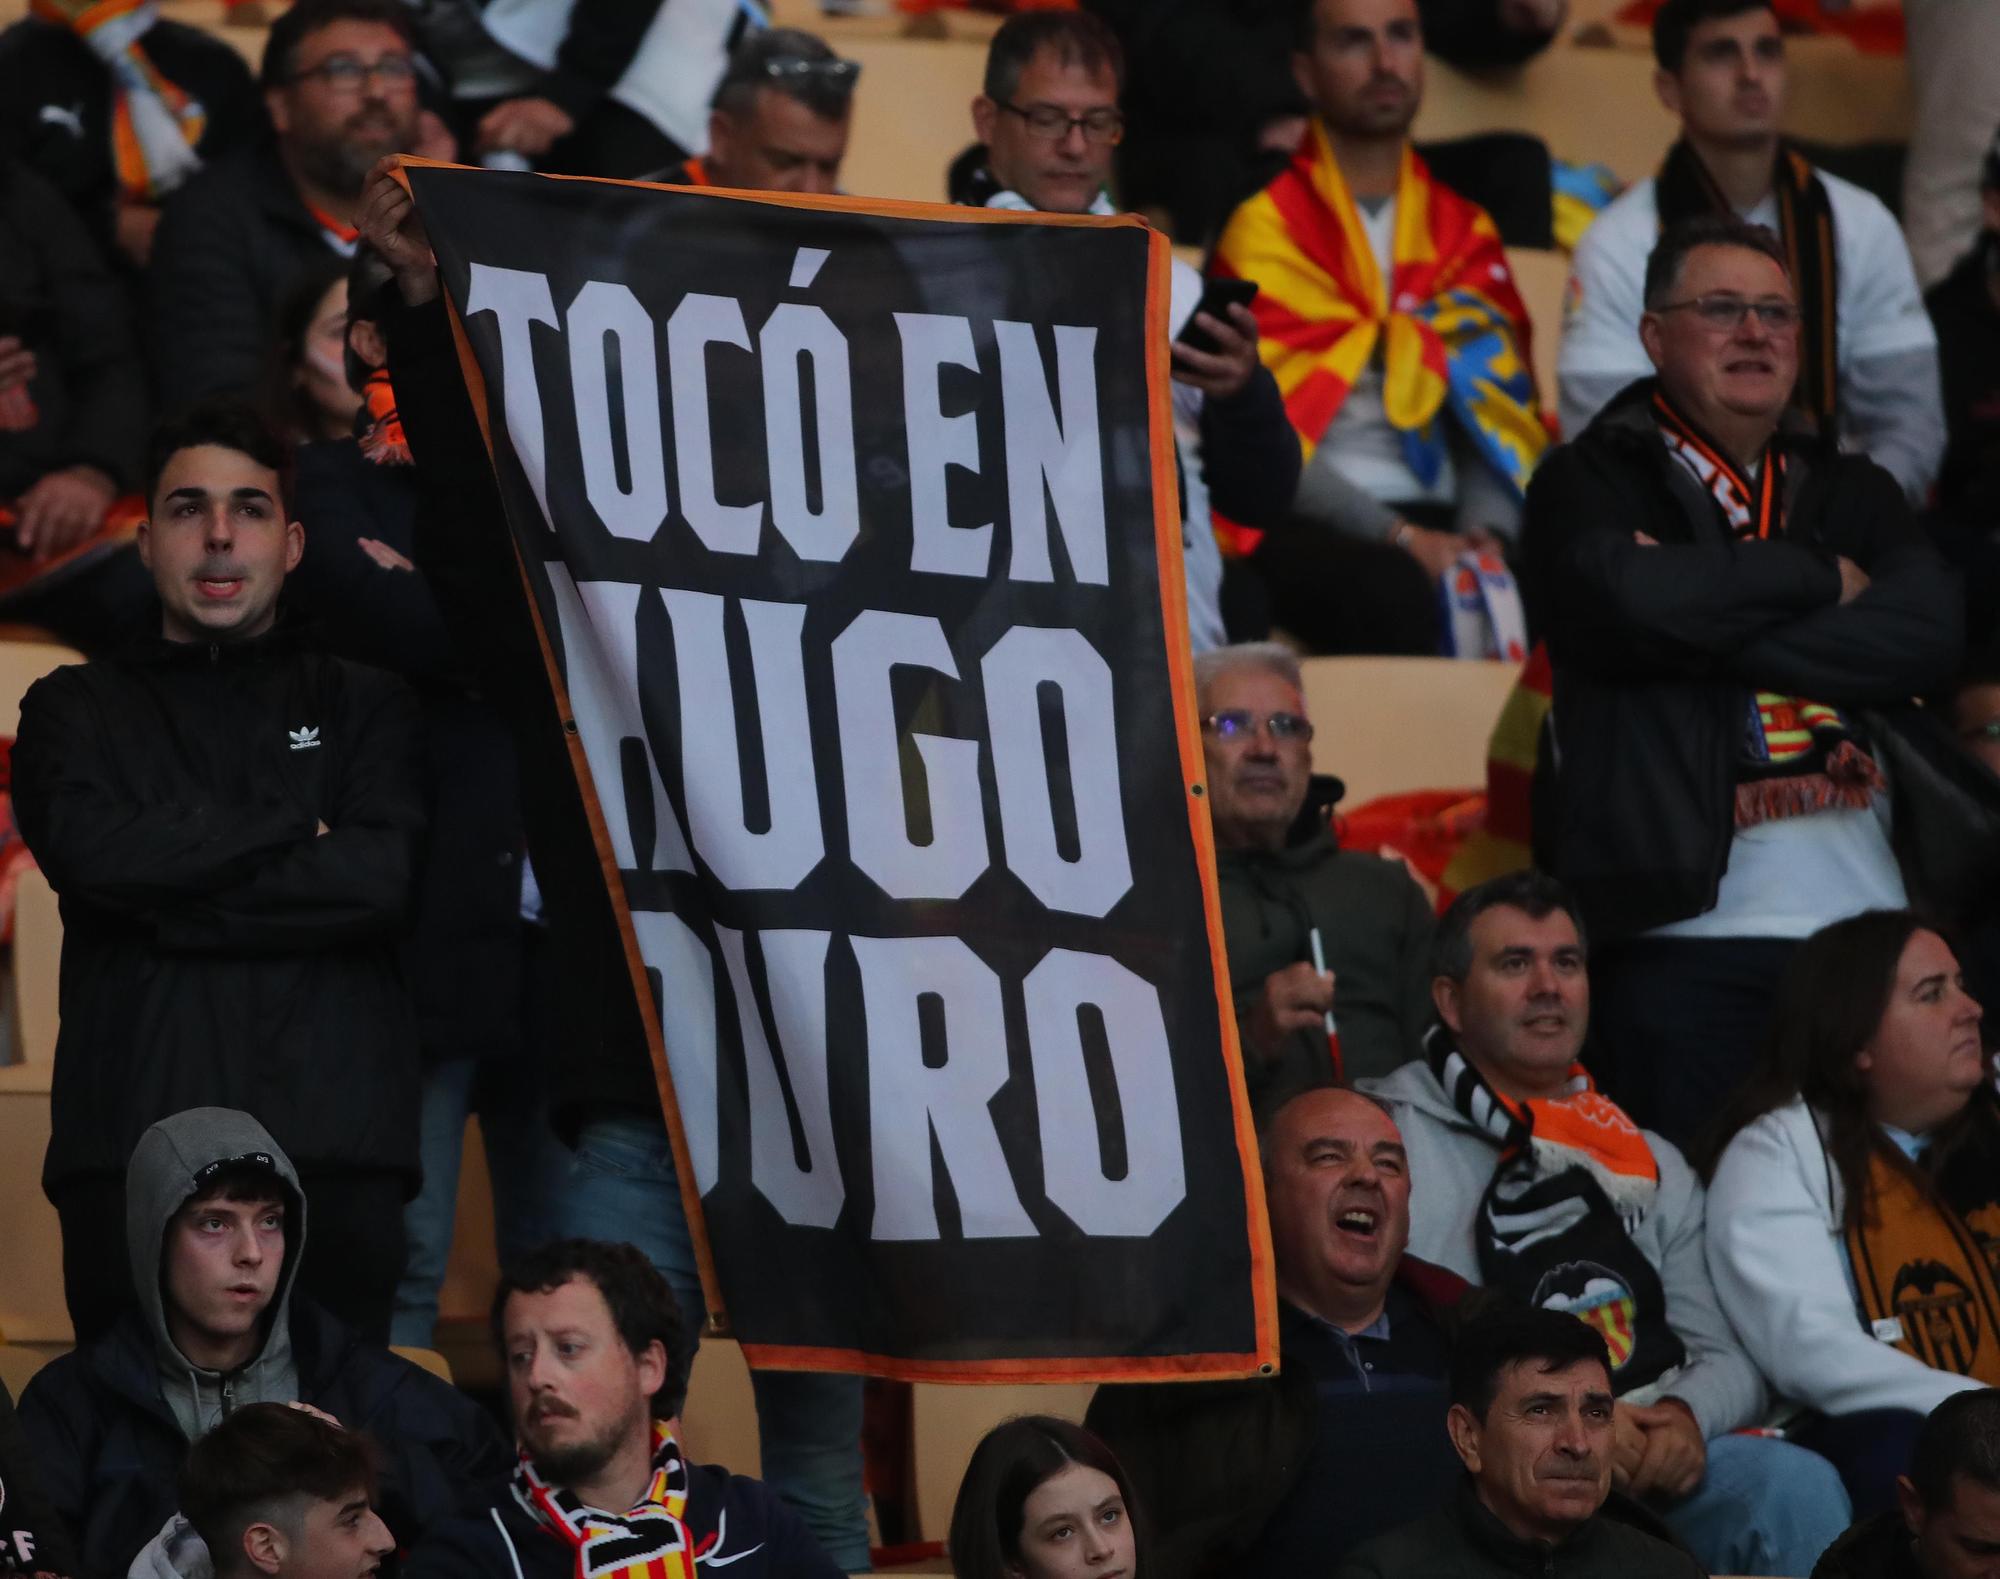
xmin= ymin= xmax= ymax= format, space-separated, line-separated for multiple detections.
xmin=398 ymin=155 xmax=1278 ymax=1384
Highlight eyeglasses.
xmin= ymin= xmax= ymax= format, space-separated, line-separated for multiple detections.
xmin=1653 ymin=294 xmax=1802 ymax=333
xmin=996 ymin=101 xmax=1125 ymax=145
xmin=763 ymin=56 xmax=861 ymax=92
xmin=1202 ymin=710 xmax=1313 ymax=743
xmin=1961 ymin=720 xmax=2000 ymax=742
xmin=290 ymin=54 xmax=419 ymax=92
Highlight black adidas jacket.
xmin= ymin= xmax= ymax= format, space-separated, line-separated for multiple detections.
xmin=12 ymin=628 xmax=426 ymax=1194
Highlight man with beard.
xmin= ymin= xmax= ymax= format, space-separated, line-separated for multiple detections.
xmin=402 ymin=1240 xmax=841 ymax=1579
xmin=1212 ymin=0 xmax=1548 ymax=656
xmin=1362 ymin=872 xmax=1851 ymax=1576
xmin=148 ymin=0 xmax=426 ymax=406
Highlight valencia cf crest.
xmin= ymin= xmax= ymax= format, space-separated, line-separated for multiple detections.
xmin=1533 ymin=1260 xmax=1640 ymax=1370
xmin=1892 ymin=1260 xmax=1983 ymax=1374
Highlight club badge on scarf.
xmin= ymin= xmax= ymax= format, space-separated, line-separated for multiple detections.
xmin=30 ymin=0 xmax=206 ymax=203
xmin=513 ymin=1421 xmax=698 ymax=1579
xmin=1438 ymin=548 xmax=1527 ymax=662
xmin=1429 ymin=1026 xmax=1688 ymax=1390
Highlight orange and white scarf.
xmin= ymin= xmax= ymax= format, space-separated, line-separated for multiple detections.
xmin=30 ymin=0 xmax=206 ymax=203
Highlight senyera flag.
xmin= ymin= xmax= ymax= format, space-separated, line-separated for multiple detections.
xmin=400 ymin=157 xmax=1276 ymax=1382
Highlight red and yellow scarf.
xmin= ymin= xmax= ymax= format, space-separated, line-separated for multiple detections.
xmin=512 ymin=1421 xmax=698 ymax=1579
xmin=1213 ymin=122 xmax=1548 ymax=496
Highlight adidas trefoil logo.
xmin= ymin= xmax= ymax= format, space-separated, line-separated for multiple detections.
xmin=288 ymin=726 xmax=321 ymax=751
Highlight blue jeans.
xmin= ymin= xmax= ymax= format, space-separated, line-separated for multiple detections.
xmin=552 ymin=1114 xmax=873 ymax=1571
xmin=391 ymin=1056 xmax=568 ymax=1347
xmin=1656 ymin=1432 xmax=1852 ymax=1578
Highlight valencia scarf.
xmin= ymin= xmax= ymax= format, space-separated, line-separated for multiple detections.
xmin=1655 ymin=139 xmax=1839 ymax=430
xmin=1847 ymin=1098 xmax=2000 ymax=1385
xmin=1652 ymin=390 xmax=1886 ymax=829
xmin=355 ymin=369 xmax=410 ymax=466
xmin=30 ymin=0 xmax=205 ymax=203
xmin=1429 ymin=1026 xmax=1687 ymax=1390
xmin=512 ymin=1421 xmax=699 ymax=1579
xmin=1213 ymin=122 xmax=1548 ymax=497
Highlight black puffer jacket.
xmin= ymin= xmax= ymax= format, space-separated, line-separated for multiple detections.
xmin=12 ymin=629 xmax=426 ymax=1192
xmin=1521 ymin=378 xmax=1966 ymax=940
xmin=0 ymin=158 xmax=147 ymax=499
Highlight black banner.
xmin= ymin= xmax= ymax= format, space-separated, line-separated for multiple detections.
xmin=404 ymin=161 xmax=1275 ymax=1380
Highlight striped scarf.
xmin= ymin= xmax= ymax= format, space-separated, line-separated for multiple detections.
xmin=1429 ymin=1026 xmax=1685 ymax=1388
xmin=1212 ymin=122 xmax=1548 ymax=497
xmin=30 ymin=0 xmax=205 ymax=203
xmin=512 ymin=1421 xmax=698 ymax=1579
xmin=1653 ymin=391 xmax=1887 ymax=828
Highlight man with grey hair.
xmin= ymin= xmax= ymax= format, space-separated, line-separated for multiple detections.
xmin=642 ymin=28 xmax=856 ymax=196
xmin=1521 ymin=211 xmax=1962 ymax=1147
xmin=1198 ymin=641 xmax=1435 ymax=1102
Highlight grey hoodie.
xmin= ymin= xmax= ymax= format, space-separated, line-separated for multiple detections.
xmin=1360 ymin=1058 xmax=1766 ymax=1440
xmin=126 ymin=1108 xmax=304 ymax=1443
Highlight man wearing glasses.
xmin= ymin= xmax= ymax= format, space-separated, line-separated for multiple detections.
xmin=966 ymin=11 xmax=1302 ymax=656
xmin=1558 ymin=0 xmax=1942 ymax=504
xmin=644 ymin=27 xmax=857 ymax=197
xmin=1521 ymin=213 xmax=1963 ymax=1148
xmin=148 ymin=0 xmax=430 ymax=405
xmin=1195 ymin=640 xmax=1437 ymax=1105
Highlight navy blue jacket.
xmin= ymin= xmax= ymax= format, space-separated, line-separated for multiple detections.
xmin=403 ymin=1461 xmax=842 ymax=1579
xmin=18 ymin=1300 xmax=510 ymax=1579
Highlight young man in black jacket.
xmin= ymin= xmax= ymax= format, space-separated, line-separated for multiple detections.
xmin=12 ymin=400 xmax=426 ymax=1342
xmin=403 ymin=1240 xmax=838 ymax=1579
xmin=1521 ymin=212 xmax=1967 ymax=1147
xmin=18 ymin=1109 xmax=508 ymax=1579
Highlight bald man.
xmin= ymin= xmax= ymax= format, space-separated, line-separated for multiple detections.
xmin=1088 ymin=1088 xmax=1492 ymax=1577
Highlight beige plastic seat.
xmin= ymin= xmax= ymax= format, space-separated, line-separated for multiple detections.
xmin=0 ymin=1340 xmax=56 ymax=1401
xmin=1299 ymin=656 xmax=1520 ymax=807
xmin=1505 ymin=246 xmax=1568 ymax=415
xmin=911 ymin=1380 xmax=1096 ymax=1543
xmin=681 ymin=1336 xmax=764 ymax=1478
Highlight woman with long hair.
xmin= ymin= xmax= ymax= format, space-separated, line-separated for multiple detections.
xmin=1701 ymin=908 xmax=1996 ymax=1516
xmin=949 ymin=1416 xmax=1142 ymax=1579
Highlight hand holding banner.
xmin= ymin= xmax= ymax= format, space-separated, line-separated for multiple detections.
xmin=403 ymin=160 xmax=1275 ymax=1381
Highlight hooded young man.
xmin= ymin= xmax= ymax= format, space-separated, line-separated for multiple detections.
xmin=17 ymin=1108 xmax=509 ymax=1579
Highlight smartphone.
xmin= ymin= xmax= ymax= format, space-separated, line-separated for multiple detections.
xmin=1176 ymin=278 xmax=1259 ymax=355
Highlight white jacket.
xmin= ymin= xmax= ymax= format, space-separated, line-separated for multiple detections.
xmin=1703 ymin=1097 xmax=1982 ymax=1419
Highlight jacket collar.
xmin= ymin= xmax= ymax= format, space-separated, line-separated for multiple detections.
xmin=1213 ymin=775 xmax=1348 ymax=872
xmin=1452 ymin=1475 xmax=1607 ymax=1572
xmin=1586 ymin=375 xmax=1825 ymax=460
xmin=123 ymin=615 xmax=304 ymax=667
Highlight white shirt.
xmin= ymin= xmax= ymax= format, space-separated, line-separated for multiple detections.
xmin=1648 ymin=801 xmax=1906 ymax=940
xmin=1314 ymin=197 xmax=1457 ymax=506
xmin=1557 ymin=166 xmax=1945 ymax=501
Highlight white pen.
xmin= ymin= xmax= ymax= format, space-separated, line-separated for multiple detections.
xmin=1308 ymin=925 xmax=1338 ymax=1038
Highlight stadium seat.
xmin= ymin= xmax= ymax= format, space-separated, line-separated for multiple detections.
xmin=1300 ymin=655 xmax=1520 ymax=806
xmin=911 ymin=1380 xmax=1096 ymax=1542
xmin=389 ymin=1344 xmax=454 ymax=1383
xmin=682 ymin=1336 xmax=764 ymax=1478
xmin=0 ymin=1340 xmax=54 ymax=1400
xmin=1505 ymin=246 xmax=1568 ymax=410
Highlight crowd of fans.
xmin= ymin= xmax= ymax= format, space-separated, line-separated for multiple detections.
xmin=0 ymin=0 xmax=1997 ymax=1574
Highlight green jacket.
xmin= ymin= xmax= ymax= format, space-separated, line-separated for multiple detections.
xmin=1336 ymin=1479 xmax=1706 ymax=1579
xmin=1216 ymin=801 xmax=1436 ymax=1106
